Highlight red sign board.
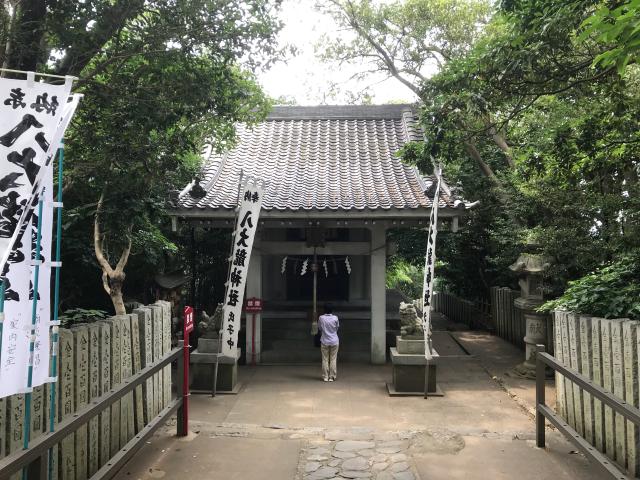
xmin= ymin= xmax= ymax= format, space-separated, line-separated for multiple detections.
xmin=245 ymin=297 xmax=263 ymax=313
xmin=183 ymin=306 xmax=194 ymax=334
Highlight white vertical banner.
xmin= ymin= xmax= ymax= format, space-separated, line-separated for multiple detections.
xmin=30 ymin=93 xmax=80 ymax=388
xmin=0 ymin=221 xmax=32 ymax=397
xmin=0 ymin=88 xmax=80 ymax=397
xmin=30 ymin=163 xmax=53 ymax=388
xmin=220 ymin=180 xmax=264 ymax=358
xmin=0 ymin=75 xmax=74 ymax=274
xmin=421 ymin=167 xmax=442 ymax=361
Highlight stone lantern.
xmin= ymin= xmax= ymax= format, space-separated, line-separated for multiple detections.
xmin=509 ymin=248 xmax=551 ymax=379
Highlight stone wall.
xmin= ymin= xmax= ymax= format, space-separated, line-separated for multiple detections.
xmin=553 ymin=311 xmax=639 ymax=477
xmin=0 ymin=300 xmax=173 ymax=480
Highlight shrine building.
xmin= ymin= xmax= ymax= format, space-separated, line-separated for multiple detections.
xmin=170 ymin=105 xmax=474 ymax=364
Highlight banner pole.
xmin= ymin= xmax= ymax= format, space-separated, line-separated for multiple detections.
xmin=422 ymin=164 xmax=442 ymax=400
xmin=213 ymin=170 xmax=243 ymax=397
xmin=48 ymin=141 xmax=64 ymax=478
xmin=22 ymin=195 xmax=45 ymax=479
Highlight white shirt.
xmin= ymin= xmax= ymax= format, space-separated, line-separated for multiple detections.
xmin=319 ymin=314 xmax=339 ymax=346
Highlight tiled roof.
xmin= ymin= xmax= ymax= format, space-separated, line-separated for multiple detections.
xmin=176 ymin=105 xmax=468 ymax=216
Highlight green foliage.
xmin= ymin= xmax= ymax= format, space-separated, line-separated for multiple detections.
xmin=580 ymin=0 xmax=640 ymax=74
xmin=1 ymin=1 xmax=284 ymax=311
xmin=542 ymin=251 xmax=640 ymax=319
xmin=410 ymin=0 xmax=640 ymax=307
xmin=59 ymin=308 xmax=110 ymax=328
xmin=386 ymin=259 xmax=424 ymax=300
xmin=316 ymin=0 xmax=491 ymax=95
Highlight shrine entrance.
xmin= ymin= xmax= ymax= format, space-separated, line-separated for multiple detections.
xmin=256 ymin=227 xmax=373 ymax=364
xmin=170 ymin=104 xmax=474 ymax=365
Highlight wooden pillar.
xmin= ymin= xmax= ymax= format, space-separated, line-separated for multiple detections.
xmin=369 ymin=224 xmax=386 ymax=364
xmin=246 ymin=239 xmax=262 ymax=364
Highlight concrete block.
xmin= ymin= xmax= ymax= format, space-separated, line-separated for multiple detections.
xmin=118 ymin=314 xmax=134 ymax=445
xmin=553 ymin=312 xmax=565 ymax=418
xmin=389 ymin=348 xmax=438 ymax=394
xmin=7 ymin=394 xmax=25 ymax=480
xmin=592 ymin=317 xmax=605 ymax=452
xmin=190 ymin=348 xmax=241 ymax=392
xmin=45 ymin=382 xmax=59 ymax=480
xmin=601 ymin=319 xmax=616 ymax=459
xmin=611 ymin=320 xmax=627 ymax=465
xmin=151 ymin=305 xmax=163 ymax=414
xmin=72 ymin=325 xmax=89 ymax=480
xmin=559 ymin=312 xmax=575 ymax=428
xmin=134 ymin=307 xmax=154 ymax=425
xmin=159 ymin=301 xmax=171 ymax=408
xmin=58 ymin=328 xmax=75 ymax=480
xmin=395 ymin=336 xmax=426 ymax=355
xmin=567 ymin=313 xmax=584 ymax=436
xmin=87 ymin=323 xmax=100 ymax=476
xmin=623 ymin=320 xmax=639 ymax=476
xmin=29 ymin=385 xmax=45 ymax=441
xmin=97 ymin=321 xmax=111 ymax=469
xmin=108 ymin=317 xmax=122 ymax=456
xmin=0 ymin=397 xmax=5 ymax=458
xmin=130 ymin=313 xmax=144 ymax=433
xmin=579 ymin=316 xmax=594 ymax=444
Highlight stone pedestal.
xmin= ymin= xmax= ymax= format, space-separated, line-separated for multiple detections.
xmin=396 ymin=335 xmax=425 ymax=354
xmin=512 ymin=297 xmax=551 ymax=378
xmin=190 ymin=347 xmax=241 ymax=394
xmin=387 ymin=347 xmax=443 ymax=396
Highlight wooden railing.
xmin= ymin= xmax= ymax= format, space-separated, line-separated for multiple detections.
xmin=536 ymin=344 xmax=636 ymax=480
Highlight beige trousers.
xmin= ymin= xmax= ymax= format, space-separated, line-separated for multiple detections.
xmin=321 ymin=344 xmax=339 ymax=380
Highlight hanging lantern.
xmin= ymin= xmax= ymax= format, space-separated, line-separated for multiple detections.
xmin=301 ymin=258 xmax=308 ymax=276
xmin=345 ymin=256 xmax=351 ymax=275
xmin=281 ymin=256 xmax=288 ymax=274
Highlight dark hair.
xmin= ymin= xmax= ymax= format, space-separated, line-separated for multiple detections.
xmin=324 ymin=303 xmax=334 ymax=314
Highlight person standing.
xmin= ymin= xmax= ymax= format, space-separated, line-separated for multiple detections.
xmin=318 ymin=304 xmax=339 ymax=382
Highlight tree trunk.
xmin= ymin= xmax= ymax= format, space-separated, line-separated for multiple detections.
xmin=6 ymin=0 xmax=47 ymax=71
xmin=94 ymin=191 xmax=132 ymax=315
xmin=108 ymin=275 xmax=127 ymax=316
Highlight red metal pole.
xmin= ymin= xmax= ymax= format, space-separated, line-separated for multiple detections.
xmin=251 ymin=313 xmax=256 ymax=366
xmin=183 ymin=329 xmax=190 ymax=433
xmin=182 ymin=306 xmax=193 ymax=436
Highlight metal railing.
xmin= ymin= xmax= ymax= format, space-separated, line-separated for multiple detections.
xmin=535 ymin=345 xmax=638 ymax=480
xmin=0 ymin=344 xmax=189 ymax=480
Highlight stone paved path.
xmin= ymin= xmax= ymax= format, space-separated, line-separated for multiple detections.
xmin=300 ymin=430 xmax=420 ymax=480
xmin=119 ymin=343 xmax=605 ymax=480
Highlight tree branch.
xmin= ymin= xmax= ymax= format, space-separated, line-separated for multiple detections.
xmin=93 ymin=190 xmax=114 ymax=276
xmin=101 ymin=270 xmax=111 ymax=295
xmin=463 ymin=140 xmax=501 ymax=187
xmin=337 ymin=0 xmax=421 ymax=96
xmin=114 ymin=231 xmax=132 ymax=274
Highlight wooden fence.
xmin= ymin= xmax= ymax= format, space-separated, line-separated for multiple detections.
xmin=0 ymin=301 xmax=173 ymax=480
xmin=432 ymin=291 xmax=491 ymax=330
xmin=490 ymin=287 xmax=526 ymax=349
xmin=553 ymin=311 xmax=639 ymax=478
xmin=490 ymin=287 xmax=554 ymax=355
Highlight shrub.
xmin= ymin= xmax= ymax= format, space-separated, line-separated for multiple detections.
xmin=541 ymin=251 xmax=640 ymax=319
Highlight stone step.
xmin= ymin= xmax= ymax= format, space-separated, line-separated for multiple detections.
xmin=261 ymin=311 xmax=372 ymax=320
xmin=261 ymin=349 xmax=370 ymax=364
xmin=261 ymin=323 xmax=372 ymax=335
xmin=263 ymin=337 xmax=369 ymax=351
